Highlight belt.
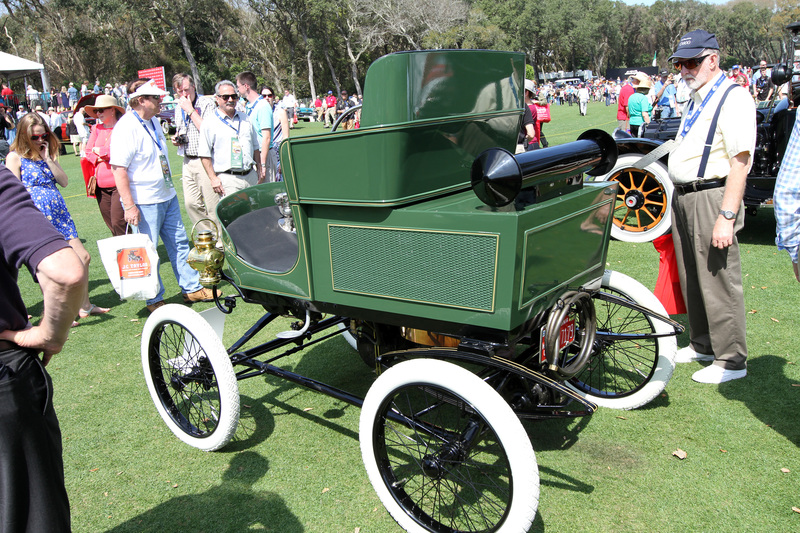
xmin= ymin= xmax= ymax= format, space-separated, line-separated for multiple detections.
xmin=184 ymin=154 xmax=200 ymax=160
xmin=224 ymin=167 xmax=252 ymax=176
xmin=675 ymin=178 xmax=726 ymax=195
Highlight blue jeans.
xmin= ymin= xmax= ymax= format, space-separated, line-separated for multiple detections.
xmin=659 ymin=106 xmax=675 ymax=119
xmin=136 ymin=196 xmax=202 ymax=305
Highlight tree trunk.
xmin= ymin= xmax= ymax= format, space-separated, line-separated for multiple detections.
xmin=176 ymin=19 xmax=203 ymax=94
xmin=306 ymin=48 xmax=316 ymax=101
xmin=322 ymin=35 xmax=340 ymax=95
xmin=344 ymin=38 xmax=362 ymax=96
xmin=33 ymin=33 xmax=50 ymax=93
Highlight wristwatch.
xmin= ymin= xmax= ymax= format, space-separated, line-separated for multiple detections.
xmin=719 ymin=209 xmax=736 ymax=220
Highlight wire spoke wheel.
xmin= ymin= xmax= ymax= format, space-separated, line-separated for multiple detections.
xmin=591 ymin=153 xmax=673 ymax=243
xmin=565 ymin=271 xmax=676 ymax=410
xmin=361 ymin=359 xmax=538 ymax=532
xmin=142 ymin=304 xmax=239 ymax=451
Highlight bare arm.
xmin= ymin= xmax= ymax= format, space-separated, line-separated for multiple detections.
xmin=712 ymin=151 xmax=750 ymax=249
xmin=5 ymin=151 xmax=21 ymax=178
xmin=0 ymin=246 xmax=86 ymax=364
xmin=44 ymin=148 xmax=69 ymax=187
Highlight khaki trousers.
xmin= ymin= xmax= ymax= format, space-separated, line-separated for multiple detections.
xmin=671 ymin=186 xmax=747 ymax=370
xmin=182 ymin=157 xmax=215 ymax=226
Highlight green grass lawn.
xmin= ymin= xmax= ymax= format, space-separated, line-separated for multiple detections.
xmin=14 ymin=100 xmax=800 ymax=532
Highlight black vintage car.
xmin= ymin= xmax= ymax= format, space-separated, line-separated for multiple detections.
xmin=589 ymin=21 xmax=800 ymax=243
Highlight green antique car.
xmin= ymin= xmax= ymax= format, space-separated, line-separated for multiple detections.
xmin=142 ymin=50 xmax=682 ymax=533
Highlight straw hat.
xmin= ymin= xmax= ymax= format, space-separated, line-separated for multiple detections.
xmin=84 ymin=94 xmax=126 ymax=118
xmin=632 ymin=72 xmax=652 ymax=90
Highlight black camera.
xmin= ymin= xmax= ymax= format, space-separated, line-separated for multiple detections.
xmin=175 ymin=133 xmax=189 ymax=145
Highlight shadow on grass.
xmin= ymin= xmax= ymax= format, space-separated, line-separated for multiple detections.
xmin=718 ymin=354 xmax=800 ymax=446
xmin=103 ymin=451 xmax=303 ymax=533
xmin=223 ymin=394 xmax=277 ymax=452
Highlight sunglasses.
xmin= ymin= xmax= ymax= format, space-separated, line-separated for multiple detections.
xmin=95 ymin=108 xmax=108 ymax=113
xmin=672 ymin=55 xmax=709 ymax=71
xmin=218 ymin=94 xmax=239 ymax=101
xmin=263 ymin=93 xmax=274 ymax=98
xmin=30 ymin=134 xmax=47 ymax=141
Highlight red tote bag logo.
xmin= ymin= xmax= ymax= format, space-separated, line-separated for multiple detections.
xmin=117 ymin=247 xmax=151 ymax=279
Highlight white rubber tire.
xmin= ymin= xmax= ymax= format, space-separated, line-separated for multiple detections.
xmin=360 ymin=359 xmax=539 ymax=532
xmin=590 ymin=153 xmax=673 ymax=243
xmin=565 ymin=270 xmax=676 ymax=410
xmin=142 ymin=304 xmax=240 ymax=451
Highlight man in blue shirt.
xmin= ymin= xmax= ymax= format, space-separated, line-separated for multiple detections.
xmin=67 ymin=83 xmax=78 ymax=107
xmin=236 ymin=71 xmax=273 ymax=184
xmin=653 ymin=69 xmax=677 ymax=119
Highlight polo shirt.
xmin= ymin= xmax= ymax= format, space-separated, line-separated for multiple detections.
xmin=244 ymin=97 xmax=273 ymax=146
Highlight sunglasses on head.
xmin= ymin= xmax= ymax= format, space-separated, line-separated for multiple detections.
xmin=30 ymin=134 xmax=46 ymax=141
xmin=218 ymin=94 xmax=239 ymax=101
xmin=672 ymin=55 xmax=709 ymax=71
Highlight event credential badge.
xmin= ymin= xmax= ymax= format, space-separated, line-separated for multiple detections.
xmin=230 ymin=136 xmax=244 ymax=169
xmin=117 ymin=246 xmax=151 ymax=280
xmin=159 ymin=154 xmax=174 ymax=188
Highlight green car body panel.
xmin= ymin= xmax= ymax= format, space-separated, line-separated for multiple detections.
xmin=214 ymin=49 xmax=617 ymax=336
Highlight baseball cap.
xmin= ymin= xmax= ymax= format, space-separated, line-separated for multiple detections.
xmin=328 ymin=90 xmax=332 ymax=94
xmin=660 ymin=69 xmax=669 ymax=76
xmin=668 ymin=30 xmax=719 ymax=61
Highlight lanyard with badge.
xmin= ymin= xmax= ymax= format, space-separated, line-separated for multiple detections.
xmin=133 ymin=110 xmax=173 ymax=188
xmin=215 ymin=109 xmax=244 ymax=168
xmin=679 ymin=74 xmax=726 ymax=139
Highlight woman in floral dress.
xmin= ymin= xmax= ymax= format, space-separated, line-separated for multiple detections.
xmin=6 ymin=112 xmax=109 ymax=323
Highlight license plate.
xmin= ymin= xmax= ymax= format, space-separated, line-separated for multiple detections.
xmin=540 ymin=316 xmax=576 ymax=363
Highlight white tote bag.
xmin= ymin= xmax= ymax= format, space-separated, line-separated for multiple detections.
xmin=97 ymin=226 xmax=160 ymax=300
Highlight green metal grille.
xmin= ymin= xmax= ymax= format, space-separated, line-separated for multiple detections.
xmin=329 ymin=225 xmax=497 ymax=311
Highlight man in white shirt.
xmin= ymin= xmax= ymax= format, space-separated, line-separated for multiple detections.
xmin=198 ymin=80 xmax=262 ymax=207
xmin=667 ymin=30 xmax=755 ymax=384
xmin=110 ymin=79 xmax=215 ymax=313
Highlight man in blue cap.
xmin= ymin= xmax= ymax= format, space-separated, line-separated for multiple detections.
xmin=668 ymin=29 xmax=756 ymax=384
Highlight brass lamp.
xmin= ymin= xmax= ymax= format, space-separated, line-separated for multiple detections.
xmin=187 ymin=229 xmax=225 ymax=287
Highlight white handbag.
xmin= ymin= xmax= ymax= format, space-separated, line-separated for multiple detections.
xmin=97 ymin=226 xmax=160 ymax=300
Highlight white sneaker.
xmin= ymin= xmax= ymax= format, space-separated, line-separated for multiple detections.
xmin=674 ymin=346 xmax=715 ymax=363
xmin=692 ymin=365 xmax=747 ymax=384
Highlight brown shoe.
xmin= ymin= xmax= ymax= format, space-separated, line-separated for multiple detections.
xmin=183 ymin=287 xmax=221 ymax=303
xmin=146 ymin=301 xmax=166 ymax=313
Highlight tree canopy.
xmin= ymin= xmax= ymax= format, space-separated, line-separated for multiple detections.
xmin=1 ymin=0 xmax=798 ymax=98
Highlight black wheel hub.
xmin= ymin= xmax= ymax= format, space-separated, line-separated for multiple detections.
xmin=623 ymin=189 xmax=646 ymax=210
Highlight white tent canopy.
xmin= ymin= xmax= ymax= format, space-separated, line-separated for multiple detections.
xmin=0 ymin=51 xmax=46 ymax=90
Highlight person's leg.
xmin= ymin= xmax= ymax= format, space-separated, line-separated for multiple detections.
xmin=157 ymin=196 xmax=202 ymax=294
xmin=95 ymin=186 xmax=114 ymax=234
xmin=182 ymin=158 xmax=207 ymax=226
xmin=694 ymin=189 xmax=747 ymax=369
xmin=136 ymin=202 xmax=167 ymax=305
xmin=671 ymin=193 xmax=712 ymax=354
xmin=109 ymin=187 xmax=127 ymax=236
xmin=0 ymin=349 xmax=71 ymax=533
